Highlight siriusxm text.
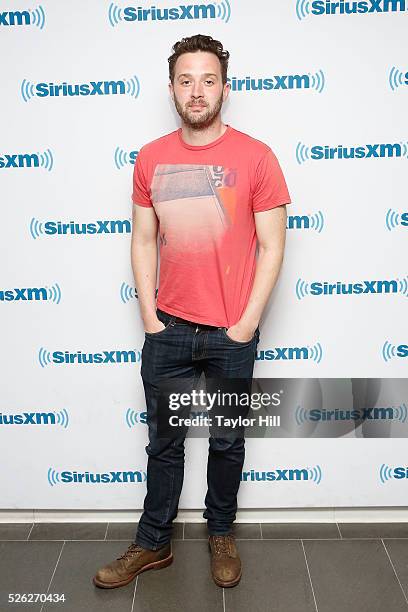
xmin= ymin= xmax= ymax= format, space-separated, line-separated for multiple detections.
xmin=43 ymin=220 xmax=131 ymax=235
xmin=241 ymin=469 xmax=310 ymax=481
xmin=312 ymin=143 xmax=405 ymax=159
xmin=0 ymin=153 xmax=40 ymax=168
xmin=308 ymin=408 xmax=396 ymax=421
xmin=1 ymin=412 xmax=57 ymax=425
xmin=310 ymin=0 xmax=405 ymax=15
xmin=60 ymin=470 xmax=145 ymax=483
xmin=29 ymin=81 xmax=128 ymax=97
xmin=121 ymin=4 xmax=216 ymax=21
xmin=1 ymin=287 xmax=48 ymax=301
xmin=51 ymin=351 xmax=140 ymax=364
xmin=256 ymin=347 xmax=308 ymax=361
xmin=0 ymin=11 xmax=31 ymax=26
xmin=227 ymin=75 xmax=311 ymax=91
xmin=389 ymin=467 xmax=408 ymax=479
xmin=310 ymin=280 xmax=400 ymax=295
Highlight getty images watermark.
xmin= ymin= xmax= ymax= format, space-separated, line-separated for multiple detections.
xmin=156 ymin=378 xmax=408 ymax=439
xmin=156 ymin=377 xmax=284 ymax=438
xmin=167 ymin=387 xmax=282 ymax=429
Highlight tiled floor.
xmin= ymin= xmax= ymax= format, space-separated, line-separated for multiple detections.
xmin=1 ymin=522 xmax=408 ymax=611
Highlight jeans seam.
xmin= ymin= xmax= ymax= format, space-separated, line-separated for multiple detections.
xmin=158 ymin=453 xmax=176 ymax=547
xmin=202 ymin=330 xmax=209 ymax=358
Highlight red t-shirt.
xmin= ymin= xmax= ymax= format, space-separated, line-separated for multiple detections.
xmin=132 ymin=125 xmax=291 ymax=327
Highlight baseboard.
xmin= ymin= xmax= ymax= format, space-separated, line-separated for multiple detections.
xmin=1 ymin=507 xmax=408 ymax=523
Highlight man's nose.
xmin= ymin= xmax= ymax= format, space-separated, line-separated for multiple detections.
xmin=191 ymin=81 xmax=204 ymax=97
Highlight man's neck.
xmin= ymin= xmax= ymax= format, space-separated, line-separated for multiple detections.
xmin=180 ymin=119 xmax=228 ymax=147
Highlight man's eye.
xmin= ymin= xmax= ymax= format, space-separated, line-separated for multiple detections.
xmin=181 ymin=80 xmax=190 ymax=85
xmin=205 ymin=80 xmax=214 ymax=85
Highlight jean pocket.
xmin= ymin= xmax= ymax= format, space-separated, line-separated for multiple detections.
xmin=221 ymin=326 xmax=257 ymax=346
xmin=145 ymin=313 xmax=175 ymax=337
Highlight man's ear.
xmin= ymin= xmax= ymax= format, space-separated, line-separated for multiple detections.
xmin=223 ymin=82 xmax=231 ymax=102
xmin=168 ymin=80 xmax=174 ymax=101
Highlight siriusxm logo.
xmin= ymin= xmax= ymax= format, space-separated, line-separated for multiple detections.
xmin=0 ymin=6 xmax=45 ymax=28
xmin=296 ymin=277 xmax=408 ymax=299
xmin=228 ymin=70 xmax=324 ymax=93
xmin=389 ymin=66 xmax=408 ymax=91
xmin=287 ymin=211 xmax=324 ymax=232
xmin=385 ymin=209 xmax=408 ymax=230
xmin=241 ymin=465 xmax=322 ymax=483
xmin=108 ymin=1 xmax=231 ymax=26
xmin=1 ymin=284 xmax=61 ymax=303
xmin=30 ymin=218 xmax=131 ymax=239
xmin=380 ymin=463 xmax=408 ymax=484
xmin=38 ymin=347 xmax=142 ymax=368
xmin=120 ymin=283 xmax=158 ymax=303
xmin=296 ymin=404 xmax=407 ymax=424
xmin=48 ymin=467 xmax=146 ymax=486
xmin=296 ymin=140 xmax=408 ymax=163
xmin=296 ymin=0 xmax=405 ymax=20
xmin=21 ymin=75 xmax=140 ymax=102
xmin=381 ymin=341 xmax=408 ymax=362
xmin=0 ymin=409 xmax=69 ymax=427
xmin=0 ymin=149 xmax=53 ymax=171
xmin=125 ymin=409 xmax=147 ymax=427
xmin=114 ymin=147 xmax=138 ymax=169
xmin=256 ymin=343 xmax=323 ymax=363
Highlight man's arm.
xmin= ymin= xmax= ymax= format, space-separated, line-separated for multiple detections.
xmin=227 ymin=204 xmax=287 ymax=342
xmin=130 ymin=203 xmax=165 ymax=333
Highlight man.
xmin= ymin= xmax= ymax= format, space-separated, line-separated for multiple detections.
xmin=93 ymin=34 xmax=291 ymax=590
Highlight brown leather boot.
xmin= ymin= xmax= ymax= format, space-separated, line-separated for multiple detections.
xmin=208 ymin=534 xmax=242 ymax=587
xmin=93 ymin=542 xmax=173 ymax=589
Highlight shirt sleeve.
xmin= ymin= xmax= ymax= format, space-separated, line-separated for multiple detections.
xmin=252 ymin=148 xmax=292 ymax=213
xmin=132 ymin=148 xmax=153 ymax=207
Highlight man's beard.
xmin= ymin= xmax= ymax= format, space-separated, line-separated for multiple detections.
xmin=173 ymin=92 xmax=224 ymax=131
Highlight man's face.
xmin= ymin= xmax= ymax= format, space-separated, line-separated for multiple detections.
xmin=169 ymin=51 xmax=230 ymax=130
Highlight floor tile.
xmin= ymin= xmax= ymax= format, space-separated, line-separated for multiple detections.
xmin=29 ymin=523 xmax=107 ymax=541
xmin=224 ymin=540 xmax=316 ymax=612
xmin=183 ymin=523 xmax=208 ymax=540
xmin=382 ymin=539 xmax=408 ymax=601
xmin=304 ymin=539 xmax=408 ymax=612
xmin=0 ymin=541 xmax=63 ymax=611
xmin=43 ymin=541 xmax=135 ymax=612
xmin=339 ymin=523 xmax=408 ymax=539
xmin=106 ymin=522 xmax=183 ymax=541
xmin=0 ymin=523 xmax=33 ymax=540
xmin=261 ymin=522 xmax=340 ymax=540
xmin=134 ymin=540 xmax=223 ymax=612
xmin=230 ymin=523 xmax=261 ymax=539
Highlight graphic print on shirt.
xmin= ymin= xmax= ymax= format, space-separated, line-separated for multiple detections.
xmin=151 ymin=164 xmax=237 ymax=258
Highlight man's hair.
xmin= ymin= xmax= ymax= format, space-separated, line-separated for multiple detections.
xmin=168 ymin=34 xmax=230 ymax=85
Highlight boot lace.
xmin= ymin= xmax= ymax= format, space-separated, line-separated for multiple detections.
xmin=212 ymin=534 xmax=234 ymax=556
xmin=116 ymin=543 xmax=143 ymax=561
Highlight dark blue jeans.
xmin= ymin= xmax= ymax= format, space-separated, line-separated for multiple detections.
xmin=135 ymin=308 xmax=260 ymax=550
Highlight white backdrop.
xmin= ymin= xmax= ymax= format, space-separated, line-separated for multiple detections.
xmin=1 ymin=0 xmax=407 ymax=510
